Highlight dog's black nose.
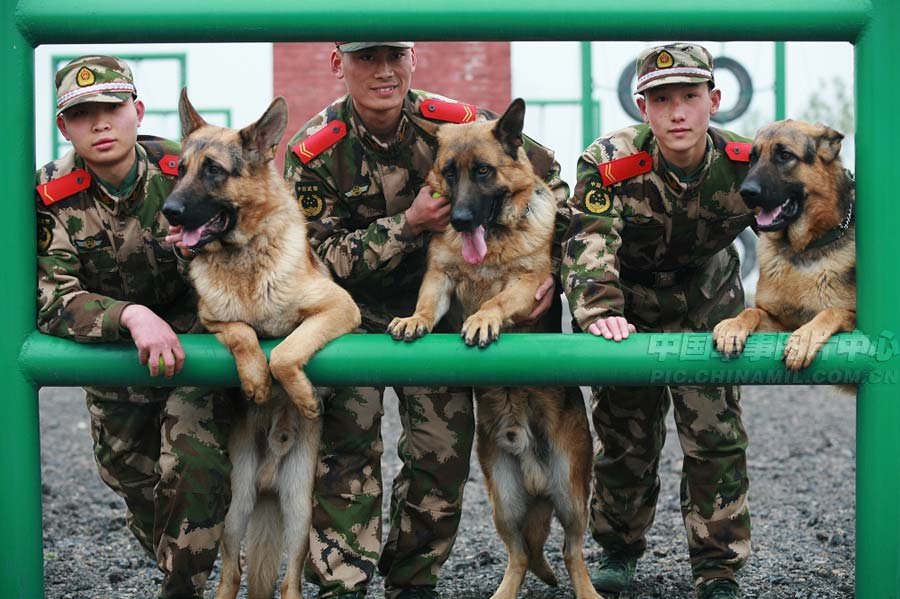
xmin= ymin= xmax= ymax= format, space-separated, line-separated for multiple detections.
xmin=451 ymin=208 xmax=474 ymax=232
xmin=740 ymin=180 xmax=762 ymax=206
xmin=162 ymin=199 xmax=185 ymax=225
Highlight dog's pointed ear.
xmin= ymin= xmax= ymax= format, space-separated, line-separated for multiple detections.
xmin=493 ymin=98 xmax=526 ymax=160
xmin=179 ymin=88 xmax=207 ymax=139
xmin=816 ymin=124 xmax=844 ymax=163
xmin=240 ymin=97 xmax=289 ymax=164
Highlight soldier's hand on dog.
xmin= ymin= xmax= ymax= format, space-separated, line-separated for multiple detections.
xmin=405 ymin=185 xmax=451 ymax=236
xmin=520 ymin=276 xmax=556 ymax=324
xmin=120 ymin=305 xmax=186 ymax=377
xmin=588 ymin=316 xmax=636 ymax=342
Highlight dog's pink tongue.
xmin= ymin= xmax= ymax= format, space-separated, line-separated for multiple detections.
xmin=756 ymin=207 xmax=781 ymax=228
xmin=461 ymin=226 xmax=487 ymax=265
xmin=181 ymin=227 xmax=204 ymax=248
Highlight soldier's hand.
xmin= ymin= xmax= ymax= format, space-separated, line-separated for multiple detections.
xmin=521 ymin=276 xmax=556 ymax=324
xmin=588 ymin=316 xmax=636 ymax=342
xmin=120 ymin=305 xmax=186 ymax=377
xmin=406 ymin=185 xmax=451 ymax=236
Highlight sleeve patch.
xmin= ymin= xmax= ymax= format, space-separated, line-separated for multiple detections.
xmin=583 ymin=178 xmax=613 ymax=215
xmin=37 ymin=213 xmax=54 ymax=253
xmin=295 ymin=181 xmax=325 ymax=219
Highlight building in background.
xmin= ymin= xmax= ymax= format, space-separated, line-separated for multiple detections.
xmin=35 ymin=41 xmax=854 ymax=187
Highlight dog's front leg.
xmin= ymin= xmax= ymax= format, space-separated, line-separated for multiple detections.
xmin=713 ymin=307 xmax=786 ymax=358
xmin=206 ymin=319 xmax=271 ymax=404
xmin=269 ymin=287 xmax=360 ymax=420
xmin=784 ymin=307 xmax=856 ymax=370
xmin=387 ymin=269 xmax=454 ymax=341
xmin=462 ymin=274 xmax=544 ymax=347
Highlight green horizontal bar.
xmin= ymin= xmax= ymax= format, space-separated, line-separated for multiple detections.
xmin=16 ymin=0 xmax=871 ymax=44
xmin=19 ymin=331 xmax=883 ymax=388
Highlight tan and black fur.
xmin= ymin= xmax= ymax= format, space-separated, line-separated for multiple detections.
xmin=388 ymin=99 xmax=601 ymax=599
xmin=163 ymin=91 xmax=360 ymax=599
xmin=714 ymin=119 xmax=856 ymax=372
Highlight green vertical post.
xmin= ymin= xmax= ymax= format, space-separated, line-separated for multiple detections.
xmin=856 ymin=0 xmax=900 ymax=597
xmin=580 ymin=41 xmax=594 ymax=148
xmin=1 ymin=0 xmax=44 ymax=596
xmin=774 ymin=41 xmax=786 ymax=120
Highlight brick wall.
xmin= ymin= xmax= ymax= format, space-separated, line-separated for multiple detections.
xmin=273 ymin=42 xmax=510 ymax=167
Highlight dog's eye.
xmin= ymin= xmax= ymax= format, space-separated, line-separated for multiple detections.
xmin=442 ymin=165 xmax=457 ymax=180
xmin=207 ymin=163 xmax=225 ymax=176
xmin=778 ymin=150 xmax=795 ymax=162
xmin=475 ymin=165 xmax=492 ymax=177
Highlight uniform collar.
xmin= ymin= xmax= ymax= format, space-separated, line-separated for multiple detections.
xmin=347 ymin=96 xmax=414 ymax=158
xmin=649 ymin=133 xmax=714 ymax=192
xmin=79 ymin=145 xmax=148 ymax=213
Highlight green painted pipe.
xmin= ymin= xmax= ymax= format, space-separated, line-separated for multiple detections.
xmin=856 ymin=0 xmax=900 ymax=596
xmin=19 ymin=331 xmax=883 ymax=388
xmin=2 ymin=0 xmax=42 ymax=596
xmin=15 ymin=0 xmax=871 ymax=44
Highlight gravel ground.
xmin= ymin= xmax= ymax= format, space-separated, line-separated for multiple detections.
xmin=39 ymin=383 xmax=855 ymax=599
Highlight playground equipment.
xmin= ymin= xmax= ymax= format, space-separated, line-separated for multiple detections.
xmin=3 ymin=0 xmax=898 ymax=597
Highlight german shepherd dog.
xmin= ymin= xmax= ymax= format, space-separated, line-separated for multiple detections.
xmin=714 ymin=119 xmax=855 ymax=371
xmin=387 ymin=99 xmax=601 ymax=599
xmin=163 ymin=91 xmax=361 ymax=599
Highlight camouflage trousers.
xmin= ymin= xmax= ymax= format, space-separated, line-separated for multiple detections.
xmin=308 ymin=385 xmax=474 ymax=598
xmin=85 ymin=386 xmax=234 ymax=598
xmin=590 ymin=383 xmax=751 ymax=587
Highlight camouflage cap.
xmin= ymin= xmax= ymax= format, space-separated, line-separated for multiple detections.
xmin=55 ymin=55 xmax=137 ymax=113
xmin=335 ymin=42 xmax=414 ymax=52
xmin=635 ymin=43 xmax=714 ymax=93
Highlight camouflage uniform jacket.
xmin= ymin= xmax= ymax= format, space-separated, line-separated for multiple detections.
xmin=284 ymin=89 xmax=570 ymax=328
xmin=563 ymin=124 xmax=755 ymax=331
xmin=36 ymin=136 xmax=195 ymax=347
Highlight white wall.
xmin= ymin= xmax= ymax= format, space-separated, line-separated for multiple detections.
xmin=34 ymin=43 xmax=273 ymax=166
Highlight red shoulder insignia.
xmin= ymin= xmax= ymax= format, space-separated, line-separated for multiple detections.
xmin=292 ymin=121 xmax=347 ymax=165
xmin=158 ymin=154 xmax=179 ymax=176
xmin=36 ymin=169 xmax=92 ymax=206
xmin=597 ymin=151 xmax=652 ymax=186
xmin=420 ymin=99 xmax=477 ymax=123
xmin=724 ymin=142 xmax=751 ymax=163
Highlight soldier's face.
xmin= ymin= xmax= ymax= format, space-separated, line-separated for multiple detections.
xmin=331 ymin=46 xmax=416 ymax=128
xmin=57 ymin=99 xmax=144 ymax=173
xmin=637 ymin=83 xmax=720 ymax=170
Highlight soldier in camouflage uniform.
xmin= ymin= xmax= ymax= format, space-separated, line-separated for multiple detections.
xmin=283 ymin=42 xmax=570 ymax=599
xmin=561 ymin=44 xmax=755 ymax=599
xmin=35 ymin=56 xmax=233 ymax=599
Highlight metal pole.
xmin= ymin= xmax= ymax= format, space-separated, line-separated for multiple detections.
xmin=19 ymin=331 xmax=878 ymax=388
xmin=15 ymin=0 xmax=871 ymax=44
xmin=580 ymin=41 xmax=595 ymax=149
xmin=856 ymin=0 xmax=900 ymax=596
xmin=1 ymin=0 xmax=43 ymax=596
xmin=774 ymin=41 xmax=786 ymax=120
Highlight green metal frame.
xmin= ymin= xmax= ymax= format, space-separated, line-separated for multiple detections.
xmin=3 ymin=0 xmax=896 ymax=597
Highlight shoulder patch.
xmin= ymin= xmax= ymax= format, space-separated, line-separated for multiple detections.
xmin=420 ymin=99 xmax=477 ymax=123
xmin=597 ymin=151 xmax=652 ymax=186
xmin=295 ymin=181 xmax=325 ymax=219
xmin=724 ymin=142 xmax=751 ymax=163
xmin=583 ymin=177 xmax=613 ymax=215
xmin=292 ymin=121 xmax=347 ymax=164
xmin=158 ymin=154 xmax=180 ymax=176
xmin=37 ymin=212 xmax=54 ymax=253
xmin=36 ymin=169 xmax=92 ymax=206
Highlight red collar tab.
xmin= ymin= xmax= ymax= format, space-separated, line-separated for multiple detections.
xmin=724 ymin=142 xmax=751 ymax=163
xmin=36 ymin=169 xmax=92 ymax=206
xmin=420 ymin=99 xmax=477 ymax=123
xmin=158 ymin=154 xmax=179 ymax=176
xmin=597 ymin=151 xmax=652 ymax=186
xmin=292 ymin=120 xmax=347 ymax=165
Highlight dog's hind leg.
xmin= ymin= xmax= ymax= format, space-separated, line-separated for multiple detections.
xmin=485 ymin=453 xmax=530 ymax=599
xmin=277 ymin=416 xmax=322 ymax=599
xmin=269 ymin=295 xmax=359 ymax=421
xmin=216 ymin=418 xmax=262 ymax=599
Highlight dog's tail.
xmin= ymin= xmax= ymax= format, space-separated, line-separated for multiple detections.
xmin=524 ymin=500 xmax=558 ymax=586
xmin=246 ymin=495 xmax=284 ymax=598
